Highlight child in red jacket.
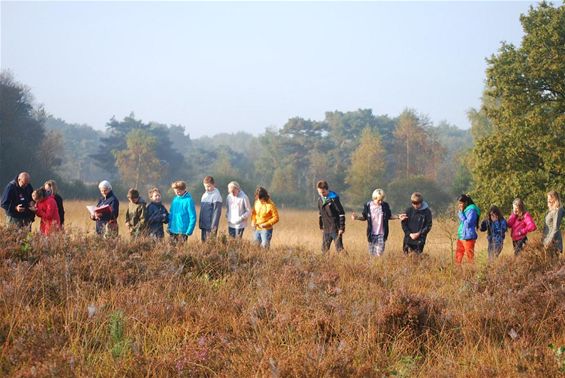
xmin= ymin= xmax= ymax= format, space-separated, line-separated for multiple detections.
xmin=507 ymin=198 xmax=536 ymax=255
xmin=30 ymin=188 xmax=61 ymax=235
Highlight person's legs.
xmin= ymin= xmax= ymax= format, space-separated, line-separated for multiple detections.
xmin=236 ymin=228 xmax=245 ymax=238
xmin=253 ymin=230 xmax=262 ymax=246
xmin=464 ymin=239 xmax=476 ymax=263
xmin=258 ymin=229 xmax=273 ymax=248
xmin=201 ymin=229 xmax=209 ymax=242
xmin=513 ymin=237 xmax=527 ymax=256
xmin=455 ymin=240 xmax=465 ymax=264
xmin=335 ymin=232 xmax=344 ymax=252
xmin=374 ymin=235 xmax=385 ymax=256
xmin=368 ymin=235 xmax=378 ymax=257
xmin=322 ymin=232 xmax=333 ymax=253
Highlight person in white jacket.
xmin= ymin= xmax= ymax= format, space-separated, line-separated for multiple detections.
xmin=226 ymin=181 xmax=251 ymax=238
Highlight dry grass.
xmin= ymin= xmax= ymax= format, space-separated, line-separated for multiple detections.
xmin=1 ymin=201 xmax=565 ymax=377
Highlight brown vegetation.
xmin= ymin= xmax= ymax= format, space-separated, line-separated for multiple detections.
xmin=1 ymin=203 xmax=564 ymax=376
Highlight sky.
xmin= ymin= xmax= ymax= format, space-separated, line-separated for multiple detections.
xmin=1 ymin=1 xmax=537 ymax=138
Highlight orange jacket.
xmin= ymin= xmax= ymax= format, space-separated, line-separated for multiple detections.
xmin=251 ymin=199 xmax=279 ymax=230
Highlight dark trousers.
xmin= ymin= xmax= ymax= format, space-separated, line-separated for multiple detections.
xmin=200 ymin=229 xmax=217 ymax=242
xmin=170 ymin=233 xmax=188 ymax=244
xmin=228 ymin=227 xmax=245 ymax=238
xmin=6 ymin=216 xmax=32 ymax=231
xmin=322 ymin=231 xmax=343 ymax=253
xmin=513 ymin=237 xmax=527 ymax=256
xmin=403 ymin=237 xmax=425 ymax=255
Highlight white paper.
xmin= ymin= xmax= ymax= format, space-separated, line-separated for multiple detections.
xmin=86 ymin=205 xmax=96 ymax=216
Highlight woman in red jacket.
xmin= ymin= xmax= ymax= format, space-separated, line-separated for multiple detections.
xmin=30 ymin=188 xmax=61 ymax=235
xmin=507 ymin=198 xmax=536 ymax=255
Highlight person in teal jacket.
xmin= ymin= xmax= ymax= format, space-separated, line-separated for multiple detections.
xmin=456 ymin=194 xmax=480 ymax=264
xmin=168 ymin=180 xmax=196 ymax=243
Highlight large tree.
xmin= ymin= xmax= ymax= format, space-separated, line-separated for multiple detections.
xmin=114 ymin=129 xmax=161 ymax=189
xmin=471 ymin=2 xmax=565 ymax=217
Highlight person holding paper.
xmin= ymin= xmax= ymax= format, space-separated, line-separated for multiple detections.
xmin=90 ymin=180 xmax=120 ymax=238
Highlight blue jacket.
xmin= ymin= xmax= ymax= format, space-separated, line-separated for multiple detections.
xmin=199 ymin=188 xmax=222 ymax=231
xmin=146 ymin=202 xmax=169 ymax=238
xmin=458 ymin=204 xmax=480 ymax=240
xmin=480 ymin=218 xmax=507 ymax=246
xmin=95 ymin=191 xmax=119 ymax=235
xmin=1 ymin=175 xmax=35 ymax=221
xmin=168 ymin=192 xmax=197 ymax=235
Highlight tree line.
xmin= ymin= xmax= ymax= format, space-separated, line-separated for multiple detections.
xmin=1 ymin=2 xmax=562 ymax=218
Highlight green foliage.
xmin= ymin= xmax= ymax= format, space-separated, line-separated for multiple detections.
xmin=345 ymin=128 xmax=386 ymax=206
xmin=386 ymin=176 xmax=451 ymax=214
xmin=471 ymin=2 xmax=565 ymax=219
xmin=549 ymin=344 xmax=565 ymax=372
xmin=114 ymin=129 xmax=162 ymax=189
xmin=109 ymin=310 xmax=130 ymax=359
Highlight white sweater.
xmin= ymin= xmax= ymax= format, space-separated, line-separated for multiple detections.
xmin=226 ymin=191 xmax=251 ymax=229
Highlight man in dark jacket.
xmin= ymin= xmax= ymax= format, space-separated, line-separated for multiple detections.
xmin=317 ymin=180 xmax=346 ymax=253
xmin=1 ymin=172 xmax=35 ymax=229
xmin=401 ymin=192 xmax=433 ymax=255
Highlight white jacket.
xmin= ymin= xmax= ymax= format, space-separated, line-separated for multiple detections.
xmin=226 ymin=190 xmax=251 ymax=229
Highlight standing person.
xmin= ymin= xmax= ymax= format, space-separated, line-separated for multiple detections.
xmin=44 ymin=180 xmax=65 ymax=227
xmin=455 ymin=194 xmax=481 ymax=264
xmin=125 ymin=188 xmax=147 ymax=238
xmin=146 ymin=187 xmax=169 ymax=240
xmin=251 ymin=186 xmax=279 ymax=248
xmin=480 ymin=206 xmax=508 ymax=261
xmin=317 ymin=180 xmax=346 ymax=253
xmin=351 ymin=189 xmax=400 ymax=257
xmin=225 ymin=181 xmax=251 ymax=238
xmin=168 ymin=181 xmax=197 ymax=243
xmin=401 ymin=192 xmax=433 ymax=255
xmin=543 ymin=191 xmax=564 ymax=253
xmin=199 ymin=176 xmax=222 ymax=241
xmin=29 ymin=188 xmax=60 ymax=235
xmin=1 ymin=172 xmax=35 ymax=229
xmin=507 ymin=198 xmax=537 ymax=255
xmin=90 ymin=180 xmax=119 ymax=238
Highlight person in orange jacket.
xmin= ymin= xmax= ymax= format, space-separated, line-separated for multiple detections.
xmin=251 ymin=186 xmax=279 ymax=248
xmin=30 ymin=188 xmax=61 ymax=235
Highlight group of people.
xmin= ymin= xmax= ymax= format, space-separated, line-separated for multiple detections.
xmin=2 ymin=172 xmax=563 ymax=261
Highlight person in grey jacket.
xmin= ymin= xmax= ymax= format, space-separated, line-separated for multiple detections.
xmin=225 ymin=181 xmax=251 ymax=238
xmin=544 ymin=191 xmax=564 ymax=253
xmin=199 ymin=176 xmax=222 ymax=241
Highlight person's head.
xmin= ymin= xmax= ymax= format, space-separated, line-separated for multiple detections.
xmin=32 ymin=188 xmax=47 ymax=202
xmin=488 ymin=205 xmax=504 ymax=221
xmin=512 ymin=198 xmax=525 ymax=215
xmin=410 ymin=192 xmax=424 ymax=209
xmin=17 ymin=172 xmax=31 ymax=188
xmin=228 ymin=181 xmax=241 ymax=196
xmin=148 ymin=187 xmax=162 ymax=203
xmin=457 ymin=194 xmax=475 ymax=210
xmin=127 ymin=188 xmax=140 ymax=203
xmin=255 ymin=186 xmax=270 ymax=202
xmin=98 ymin=180 xmax=112 ymax=197
xmin=171 ymin=181 xmax=187 ymax=196
xmin=44 ymin=180 xmax=58 ymax=195
xmin=547 ymin=191 xmax=561 ymax=210
xmin=372 ymin=189 xmax=385 ymax=205
xmin=316 ymin=180 xmax=329 ymax=197
xmin=203 ymin=176 xmax=215 ymax=192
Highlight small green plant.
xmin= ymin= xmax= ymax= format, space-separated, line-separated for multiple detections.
xmin=549 ymin=344 xmax=565 ymax=372
xmin=390 ymin=355 xmax=421 ymax=377
xmin=109 ymin=310 xmax=130 ymax=359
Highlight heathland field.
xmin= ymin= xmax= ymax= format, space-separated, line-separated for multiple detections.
xmin=1 ymin=201 xmax=564 ymax=376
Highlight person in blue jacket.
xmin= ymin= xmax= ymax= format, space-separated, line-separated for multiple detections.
xmin=146 ymin=187 xmax=169 ymax=239
xmin=1 ymin=172 xmax=35 ymax=229
xmin=90 ymin=180 xmax=119 ymax=238
xmin=168 ymin=180 xmax=196 ymax=243
xmin=456 ymin=194 xmax=480 ymax=264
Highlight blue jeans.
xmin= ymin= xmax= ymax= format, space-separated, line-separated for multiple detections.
xmin=254 ymin=229 xmax=273 ymax=248
xmin=228 ymin=227 xmax=245 ymax=238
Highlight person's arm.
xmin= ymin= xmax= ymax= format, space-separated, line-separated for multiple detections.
xmin=352 ymin=203 xmax=368 ymax=221
xmin=507 ymin=213 xmax=516 ymax=228
xmin=1 ymin=184 xmax=13 ymax=215
xmin=543 ymin=211 xmax=560 ymax=246
xmin=137 ymin=204 xmax=147 ymax=231
xmin=251 ymin=202 xmax=257 ymax=227
xmin=162 ymin=205 xmax=169 ymax=224
xmin=460 ymin=209 xmax=477 ymax=233
xmin=479 ymin=219 xmax=488 ymax=232
xmin=263 ymin=202 xmax=279 ymax=227
xmin=186 ymin=197 xmax=197 ymax=235
xmin=523 ymin=212 xmax=537 ymax=234
xmin=211 ymin=201 xmax=222 ymax=231
xmin=318 ymin=200 xmax=323 ymax=230
xmin=111 ymin=198 xmax=119 ymax=221
xmin=241 ymin=195 xmax=251 ymax=221
xmin=334 ymin=197 xmax=346 ymax=232
xmin=125 ymin=208 xmax=131 ymax=225
xmin=421 ymin=209 xmax=433 ymax=237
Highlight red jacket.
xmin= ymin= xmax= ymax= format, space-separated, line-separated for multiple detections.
xmin=36 ymin=195 xmax=61 ymax=235
xmin=507 ymin=211 xmax=536 ymax=241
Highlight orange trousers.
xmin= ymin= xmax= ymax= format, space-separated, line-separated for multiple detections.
xmin=456 ymin=239 xmax=476 ymax=264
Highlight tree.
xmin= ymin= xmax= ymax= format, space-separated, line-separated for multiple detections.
xmin=345 ymin=128 xmax=386 ymax=205
xmin=471 ymin=2 xmax=565 ymax=218
xmin=114 ymin=129 xmax=162 ymax=189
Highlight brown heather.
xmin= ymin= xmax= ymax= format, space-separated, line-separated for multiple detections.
xmin=1 ymin=202 xmax=565 ymax=377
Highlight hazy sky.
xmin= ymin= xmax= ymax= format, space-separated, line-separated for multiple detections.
xmin=1 ymin=1 xmax=536 ymax=137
